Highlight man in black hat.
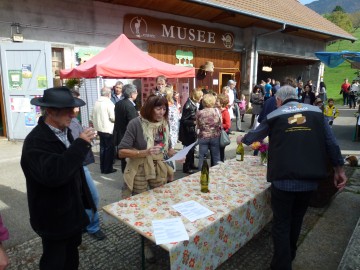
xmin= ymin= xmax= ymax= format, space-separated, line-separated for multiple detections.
xmin=20 ymin=86 xmax=97 ymax=270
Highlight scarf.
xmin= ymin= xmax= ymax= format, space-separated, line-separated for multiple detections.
xmin=140 ymin=117 xmax=169 ymax=153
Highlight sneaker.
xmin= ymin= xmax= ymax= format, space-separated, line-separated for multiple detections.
xmin=89 ymin=230 xmax=106 ymax=240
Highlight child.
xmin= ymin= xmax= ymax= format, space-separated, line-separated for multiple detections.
xmin=324 ymin=98 xmax=339 ymax=126
xmin=238 ymin=94 xmax=247 ymax=122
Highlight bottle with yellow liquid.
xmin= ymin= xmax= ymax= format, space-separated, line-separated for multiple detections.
xmin=236 ymin=142 xmax=244 ymax=161
xmin=200 ymin=158 xmax=209 ymax=193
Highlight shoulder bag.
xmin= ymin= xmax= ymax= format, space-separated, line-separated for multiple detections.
xmin=216 ymin=109 xmax=231 ymax=147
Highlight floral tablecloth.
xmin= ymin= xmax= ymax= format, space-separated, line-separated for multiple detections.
xmin=103 ymin=156 xmax=272 ymax=270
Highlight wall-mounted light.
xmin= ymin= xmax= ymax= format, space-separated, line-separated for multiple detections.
xmin=262 ymin=66 xmax=272 ymax=72
xmin=11 ymin=23 xmax=23 ymax=42
xmin=261 ymin=58 xmax=272 ymax=72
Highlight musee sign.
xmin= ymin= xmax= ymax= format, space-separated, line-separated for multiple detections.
xmin=123 ymin=14 xmax=234 ymax=50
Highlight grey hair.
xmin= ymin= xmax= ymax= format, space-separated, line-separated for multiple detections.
xmin=40 ymin=107 xmax=48 ymax=118
xmin=100 ymin=87 xmax=111 ymax=97
xmin=275 ymin=85 xmax=298 ymax=102
xmin=122 ymin=84 xmax=137 ymax=99
xmin=114 ymin=81 xmax=123 ymax=87
xmin=71 ymin=86 xmax=80 ymax=97
xmin=227 ymin=80 xmax=236 ymax=86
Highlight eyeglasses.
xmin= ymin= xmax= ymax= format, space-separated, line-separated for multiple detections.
xmin=154 ymin=92 xmax=166 ymax=97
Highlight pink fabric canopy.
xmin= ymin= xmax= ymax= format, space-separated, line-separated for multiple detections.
xmin=60 ymin=34 xmax=194 ymax=79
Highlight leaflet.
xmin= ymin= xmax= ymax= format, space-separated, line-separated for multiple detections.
xmin=152 ymin=218 xmax=189 ymax=245
xmin=165 ymin=141 xmax=197 ymax=162
xmin=172 ymin=200 xmax=214 ymax=222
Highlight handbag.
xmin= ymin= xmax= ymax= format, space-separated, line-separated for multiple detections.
xmin=220 ymin=129 xmax=231 ymax=147
xmin=215 ymin=108 xmax=231 ymax=147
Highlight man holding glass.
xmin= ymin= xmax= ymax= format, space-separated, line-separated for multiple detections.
xmin=21 ymin=86 xmax=97 ymax=269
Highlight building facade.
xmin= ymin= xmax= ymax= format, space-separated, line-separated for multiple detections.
xmin=0 ymin=0 xmax=355 ymax=139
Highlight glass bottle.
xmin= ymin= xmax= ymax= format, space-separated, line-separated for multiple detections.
xmin=236 ymin=142 xmax=244 ymax=161
xmin=200 ymin=159 xmax=209 ymax=193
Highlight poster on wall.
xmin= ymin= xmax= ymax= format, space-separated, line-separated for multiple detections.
xmin=25 ymin=112 xmax=36 ymax=127
xmin=10 ymin=97 xmax=31 ymax=112
xmin=37 ymin=75 xmax=48 ymax=89
xmin=8 ymin=70 xmax=23 ymax=90
xmin=75 ymin=47 xmax=102 ymax=66
xmin=22 ymin=64 xmax=32 ymax=78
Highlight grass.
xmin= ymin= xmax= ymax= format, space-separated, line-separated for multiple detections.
xmin=323 ymin=28 xmax=360 ymax=105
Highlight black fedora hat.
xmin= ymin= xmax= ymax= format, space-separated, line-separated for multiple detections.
xmin=31 ymin=86 xmax=85 ymax=108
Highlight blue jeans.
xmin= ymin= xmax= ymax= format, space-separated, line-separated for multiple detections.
xmin=83 ymin=166 xmax=100 ymax=233
xmin=342 ymin=92 xmax=349 ymax=105
xmin=198 ymin=137 xmax=221 ymax=170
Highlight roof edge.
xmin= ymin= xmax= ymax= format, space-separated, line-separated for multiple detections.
xmin=186 ymin=0 xmax=357 ymax=42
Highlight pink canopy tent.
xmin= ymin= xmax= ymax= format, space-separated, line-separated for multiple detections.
xmin=60 ymin=34 xmax=195 ymax=79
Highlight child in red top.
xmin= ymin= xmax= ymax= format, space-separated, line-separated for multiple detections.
xmin=340 ymin=78 xmax=351 ymax=106
xmin=216 ymin=94 xmax=231 ymax=162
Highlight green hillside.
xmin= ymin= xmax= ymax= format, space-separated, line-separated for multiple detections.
xmin=306 ymin=0 xmax=360 ymax=14
xmin=323 ymin=28 xmax=360 ymax=105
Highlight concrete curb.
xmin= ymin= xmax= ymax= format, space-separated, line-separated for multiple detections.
xmin=338 ymin=217 xmax=360 ymax=270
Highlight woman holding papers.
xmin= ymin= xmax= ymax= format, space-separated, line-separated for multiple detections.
xmin=119 ymin=94 xmax=176 ymax=197
xmin=118 ymin=93 xmax=176 ymax=263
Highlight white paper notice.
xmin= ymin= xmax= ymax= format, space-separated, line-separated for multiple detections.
xmin=152 ymin=218 xmax=189 ymax=245
xmin=172 ymin=200 xmax=215 ymax=222
xmin=10 ymin=97 xmax=31 ymax=112
xmin=165 ymin=141 xmax=197 ymax=162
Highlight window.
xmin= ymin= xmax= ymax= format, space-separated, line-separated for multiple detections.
xmin=52 ymin=48 xmax=64 ymax=86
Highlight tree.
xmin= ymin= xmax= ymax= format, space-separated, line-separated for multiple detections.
xmin=324 ymin=11 xmax=353 ymax=33
xmin=349 ymin=12 xmax=360 ymax=30
xmin=332 ymin=6 xmax=345 ymax=13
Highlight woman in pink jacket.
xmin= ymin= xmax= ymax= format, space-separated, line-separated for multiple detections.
xmin=0 ymin=214 xmax=9 ymax=269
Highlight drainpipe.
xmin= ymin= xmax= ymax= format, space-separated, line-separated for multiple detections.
xmin=251 ymin=23 xmax=286 ymax=88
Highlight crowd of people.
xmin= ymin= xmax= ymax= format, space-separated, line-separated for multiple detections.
xmin=340 ymin=78 xmax=359 ymax=109
xmin=8 ymin=74 xmax=350 ymax=270
xmin=249 ymin=77 xmax=360 ymax=129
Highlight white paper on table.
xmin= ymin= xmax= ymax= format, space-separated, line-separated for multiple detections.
xmin=172 ymin=200 xmax=215 ymax=222
xmin=165 ymin=141 xmax=197 ymax=162
xmin=152 ymin=218 xmax=189 ymax=245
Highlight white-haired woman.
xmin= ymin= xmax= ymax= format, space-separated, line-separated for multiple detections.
xmin=164 ymin=85 xmax=180 ymax=170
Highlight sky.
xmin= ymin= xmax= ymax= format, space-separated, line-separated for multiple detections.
xmin=299 ymin=0 xmax=315 ymax=4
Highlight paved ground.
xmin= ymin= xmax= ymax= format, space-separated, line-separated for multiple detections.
xmin=1 ymin=107 xmax=359 ymax=269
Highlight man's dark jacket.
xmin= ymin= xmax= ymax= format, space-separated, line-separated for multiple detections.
xmin=179 ymin=98 xmax=197 ymax=145
xmin=20 ymin=116 xmax=96 ymax=240
xmin=113 ymin=98 xmax=138 ymax=147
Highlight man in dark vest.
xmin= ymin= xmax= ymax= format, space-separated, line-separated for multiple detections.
xmin=237 ymin=85 xmax=347 ymax=270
